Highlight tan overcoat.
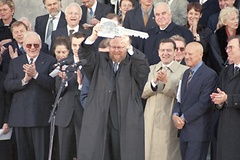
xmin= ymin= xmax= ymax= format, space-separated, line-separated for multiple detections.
xmin=142 ymin=61 xmax=188 ymax=160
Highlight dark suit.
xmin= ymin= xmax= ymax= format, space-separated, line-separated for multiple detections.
xmin=123 ymin=5 xmax=157 ymax=32
xmin=172 ymin=62 xmax=218 ymax=160
xmin=4 ymin=52 xmax=56 ymax=160
xmin=55 ymin=56 xmax=84 ymax=160
xmin=80 ymin=2 xmax=113 ymax=26
xmin=35 ymin=11 xmax=67 ymax=43
xmin=188 ymin=0 xmax=220 ymax=26
xmin=207 ymin=12 xmax=219 ymax=32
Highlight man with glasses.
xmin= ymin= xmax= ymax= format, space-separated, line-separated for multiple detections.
xmin=142 ymin=38 xmax=188 ymax=160
xmin=210 ymin=35 xmax=240 ymax=160
xmin=170 ymin=35 xmax=186 ymax=64
xmin=4 ymin=31 xmax=56 ymax=160
xmin=77 ymin=23 xmax=149 ymax=160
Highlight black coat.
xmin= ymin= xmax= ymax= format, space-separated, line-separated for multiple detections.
xmin=77 ymin=42 xmax=150 ymax=160
xmin=0 ymin=18 xmax=16 ymax=41
xmin=208 ymin=26 xmax=240 ymax=74
xmin=216 ymin=65 xmax=240 ymax=160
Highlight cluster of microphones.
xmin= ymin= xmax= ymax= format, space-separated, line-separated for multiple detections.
xmin=49 ymin=58 xmax=87 ymax=78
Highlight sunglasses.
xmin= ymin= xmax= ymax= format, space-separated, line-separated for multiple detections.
xmin=176 ymin=47 xmax=185 ymax=52
xmin=25 ymin=44 xmax=40 ymax=49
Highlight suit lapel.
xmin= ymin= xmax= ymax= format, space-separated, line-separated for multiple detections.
xmin=35 ymin=52 xmax=45 ymax=71
xmin=181 ymin=64 xmax=203 ymax=103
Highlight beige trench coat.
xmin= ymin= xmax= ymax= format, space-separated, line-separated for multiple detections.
xmin=142 ymin=61 xmax=188 ymax=160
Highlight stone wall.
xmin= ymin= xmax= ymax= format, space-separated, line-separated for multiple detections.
xmin=14 ymin=0 xmax=82 ymax=30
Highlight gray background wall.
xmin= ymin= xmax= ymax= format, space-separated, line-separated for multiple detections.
xmin=14 ymin=0 xmax=82 ymax=30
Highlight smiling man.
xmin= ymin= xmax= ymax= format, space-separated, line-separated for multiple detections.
xmin=4 ymin=31 xmax=56 ymax=160
xmin=35 ymin=0 xmax=67 ymax=47
xmin=51 ymin=3 xmax=88 ymax=53
xmin=77 ymin=23 xmax=150 ymax=160
xmin=172 ymin=42 xmax=218 ymax=160
xmin=142 ymin=38 xmax=188 ymax=160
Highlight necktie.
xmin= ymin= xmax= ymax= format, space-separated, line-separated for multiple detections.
xmin=234 ymin=66 xmax=240 ymax=74
xmin=29 ymin=58 xmax=33 ymax=64
xmin=89 ymin=8 xmax=93 ymax=17
xmin=19 ymin=46 xmax=25 ymax=54
xmin=46 ymin=16 xmax=55 ymax=39
xmin=69 ymin=29 xmax=74 ymax=36
xmin=186 ymin=69 xmax=194 ymax=88
xmin=113 ymin=62 xmax=118 ymax=73
xmin=143 ymin=11 xmax=148 ymax=27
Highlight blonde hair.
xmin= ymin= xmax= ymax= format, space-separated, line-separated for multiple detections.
xmin=218 ymin=7 xmax=239 ymax=28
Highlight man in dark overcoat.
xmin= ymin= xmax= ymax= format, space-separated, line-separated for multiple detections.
xmin=77 ymin=24 xmax=150 ymax=160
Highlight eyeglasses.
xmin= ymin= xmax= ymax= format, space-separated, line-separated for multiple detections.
xmin=176 ymin=47 xmax=185 ymax=52
xmin=109 ymin=46 xmax=125 ymax=50
xmin=25 ymin=44 xmax=40 ymax=49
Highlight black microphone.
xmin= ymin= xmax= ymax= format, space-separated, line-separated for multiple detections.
xmin=71 ymin=59 xmax=87 ymax=67
xmin=53 ymin=58 xmax=74 ymax=68
xmin=66 ymin=59 xmax=87 ymax=72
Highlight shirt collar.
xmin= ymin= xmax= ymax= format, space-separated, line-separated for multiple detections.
xmin=26 ymin=54 xmax=39 ymax=64
xmin=89 ymin=0 xmax=97 ymax=13
xmin=49 ymin=11 xmax=61 ymax=19
xmin=191 ymin=61 xmax=203 ymax=74
xmin=67 ymin=25 xmax=79 ymax=33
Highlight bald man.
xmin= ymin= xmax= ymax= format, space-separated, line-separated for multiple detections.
xmin=172 ymin=42 xmax=218 ymax=160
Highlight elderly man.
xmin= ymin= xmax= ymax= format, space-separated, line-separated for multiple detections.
xmin=4 ymin=31 xmax=56 ymax=160
xmin=142 ymin=38 xmax=188 ymax=160
xmin=51 ymin=3 xmax=88 ymax=52
xmin=35 ymin=0 xmax=67 ymax=47
xmin=210 ymin=35 xmax=240 ymax=160
xmin=80 ymin=0 xmax=113 ymax=30
xmin=77 ymin=24 xmax=150 ymax=160
xmin=136 ymin=2 xmax=193 ymax=65
xmin=172 ymin=42 xmax=218 ymax=160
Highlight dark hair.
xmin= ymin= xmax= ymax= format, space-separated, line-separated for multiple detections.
xmin=120 ymin=0 xmax=134 ymax=7
xmin=70 ymin=31 xmax=85 ymax=42
xmin=187 ymin=2 xmax=202 ymax=14
xmin=43 ymin=0 xmax=61 ymax=4
xmin=11 ymin=21 xmax=28 ymax=32
xmin=105 ymin=13 xmax=120 ymax=24
xmin=52 ymin=36 xmax=70 ymax=52
xmin=158 ymin=38 xmax=176 ymax=50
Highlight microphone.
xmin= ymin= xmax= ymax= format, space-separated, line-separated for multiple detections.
xmin=53 ymin=58 xmax=74 ymax=68
xmin=66 ymin=59 xmax=87 ymax=72
xmin=71 ymin=59 xmax=87 ymax=68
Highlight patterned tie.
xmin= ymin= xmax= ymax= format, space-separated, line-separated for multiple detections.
xmin=29 ymin=58 xmax=33 ymax=64
xmin=46 ymin=16 xmax=55 ymax=39
xmin=69 ymin=29 xmax=74 ymax=36
xmin=186 ymin=69 xmax=194 ymax=88
xmin=234 ymin=66 xmax=240 ymax=74
xmin=143 ymin=11 xmax=148 ymax=27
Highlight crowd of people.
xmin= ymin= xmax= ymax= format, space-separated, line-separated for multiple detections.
xmin=0 ymin=0 xmax=240 ymax=160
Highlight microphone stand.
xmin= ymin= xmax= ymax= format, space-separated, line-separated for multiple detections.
xmin=48 ymin=67 xmax=75 ymax=160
